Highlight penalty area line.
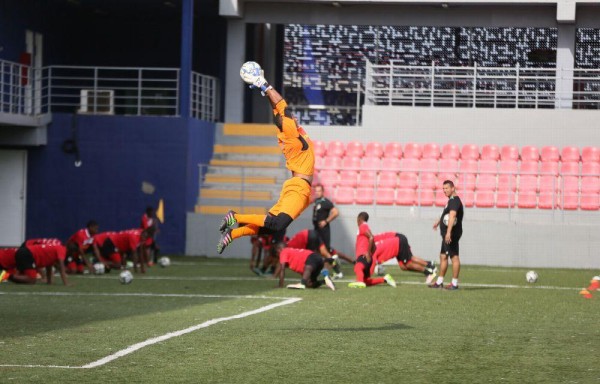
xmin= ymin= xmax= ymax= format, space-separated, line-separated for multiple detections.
xmin=0 ymin=297 xmax=301 ymax=370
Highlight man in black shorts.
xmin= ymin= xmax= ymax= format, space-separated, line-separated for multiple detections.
xmin=312 ymin=185 xmax=338 ymax=254
xmin=430 ymin=180 xmax=464 ymax=290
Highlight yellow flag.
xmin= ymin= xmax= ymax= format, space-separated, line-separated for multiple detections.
xmin=156 ymin=199 xmax=164 ymax=223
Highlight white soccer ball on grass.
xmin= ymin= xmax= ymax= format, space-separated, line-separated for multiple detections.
xmin=119 ymin=270 xmax=133 ymax=285
xmin=93 ymin=263 xmax=105 ymax=275
xmin=158 ymin=256 xmax=171 ymax=268
xmin=525 ymin=270 xmax=538 ymax=283
xmin=374 ymin=264 xmax=386 ymax=276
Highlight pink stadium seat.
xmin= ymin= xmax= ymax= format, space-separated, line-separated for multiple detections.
xmin=383 ymin=142 xmax=402 ymax=159
xmin=540 ymin=146 xmax=560 ymax=163
xmin=481 ymin=144 xmax=500 ymax=161
xmin=395 ymin=188 xmax=415 ymax=206
xmin=580 ymin=191 xmax=600 ymax=211
xmin=496 ymin=187 xmax=516 ymax=208
xmin=419 ymin=172 xmax=437 ymax=190
xmin=460 ymin=159 xmax=478 ymax=174
xmin=338 ymin=170 xmax=359 ymax=188
xmin=365 ymin=142 xmax=384 ymax=159
xmin=398 ymin=172 xmax=418 ymax=189
xmin=327 ymin=141 xmax=345 ymax=158
xmin=314 ymin=155 xmax=324 ymax=171
xmin=497 ymin=174 xmax=517 ymax=192
xmin=435 ymin=190 xmax=449 ymax=207
xmin=361 ymin=156 xmax=381 ymax=171
xmin=561 ymin=162 xmax=580 ymax=191
xmin=313 ymin=140 xmax=327 ymax=157
xmin=520 ymin=146 xmax=540 ymax=162
xmin=582 ymin=146 xmax=600 ymax=163
xmin=477 ymin=174 xmax=497 ymax=191
xmin=358 ymin=170 xmax=377 ymax=187
xmin=386 ymin=157 xmax=402 ymax=172
xmin=403 ymin=143 xmax=422 ymax=159
xmin=498 ymin=160 xmax=518 ymax=190
xmin=539 ymin=175 xmax=559 ymax=192
xmin=318 ymin=170 xmax=339 ymax=188
xmin=376 ymin=188 xmax=396 ymax=205
xmin=541 ymin=160 xmax=559 ymax=176
xmin=422 ymin=143 xmax=440 ymax=159
xmin=419 ymin=158 xmax=438 ymax=173
xmin=401 ymin=158 xmax=420 ymax=172
xmin=538 ymin=187 xmax=558 ymax=210
xmin=519 ymin=161 xmax=539 ymax=191
xmin=355 ymin=187 xmax=375 ymax=205
xmin=460 ymin=190 xmax=475 ymax=207
xmin=335 ymin=187 xmax=354 ymax=205
xmin=582 ymin=162 xmax=600 ymax=176
xmin=561 ymin=146 xmax=580 ymax=163
xmin=460 ymin=144 xmax=480 ymax=161
xmin=501 ymin=145 xmax=519 ymax=161
xmin=416 ymin=189 xmax=434 ymax=206
xmin=457 ymin=173 xmax=477 ymax=191
xmin=559 ymin=189 xmax=579 ymax=210
xmin=441 ymin=143 xmax=460 ymax=160
xmin=520 ymin=160 xmax=539 ymax=174
xmin=379 ymin=171 xmax=399 ymax=188
xmin=323 ymin=155 xmax=343 ymax=170
xmin=479 ymin=159 xmax=498 ymax=174
xmin=475 ymin=190 xmax=495 ymax=208
xmin=439 ymin=159 xmax=459 ymax=174
xmin=343 ymin=156 xmax=362 ymax=171
xmin=345 ymin=141 xmax=364 ymax=158
xmin=560 ymin=161 xmax=580 ymax=175
xmin=539 ymin=161 xmax=559 ymax=195
xmin=517 ymin=188 xmax=538 ymax=209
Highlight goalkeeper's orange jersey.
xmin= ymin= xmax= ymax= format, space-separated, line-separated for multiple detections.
xmin=273 ymin=100 xmax=314 ymax=176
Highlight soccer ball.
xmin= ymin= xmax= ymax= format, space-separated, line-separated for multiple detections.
xmin=374 ymin=264 xmax=386 ymax=276
xmin=526 ymin=270 xmax=538 ymax=283
xmin=158 ymin=256 xmax=171 ymax=268
xmin=442 ymin=214 xmax=449 ymax=226
xmin=119 ymin=270 xmax=133 ymax=285
xmin=240 ymin=61 xmax=262 ymax=83
xmin=93 ymin=263 xmax=105 ymax=275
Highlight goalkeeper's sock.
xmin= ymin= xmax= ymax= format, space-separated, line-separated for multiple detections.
xmin=232 ymin=225 xmax=259 ymax=239
xmin=234 ymin=214 xmax=266 ymax=227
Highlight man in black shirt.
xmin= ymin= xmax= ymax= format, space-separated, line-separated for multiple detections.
xmin=430 ymin=180 xmax=464 ymax=290
xmin=312 ymin=184 xmax=338 ymax=253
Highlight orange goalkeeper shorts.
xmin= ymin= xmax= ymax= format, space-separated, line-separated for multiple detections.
xmin=268 ymin=177 xmax=311 ymax=220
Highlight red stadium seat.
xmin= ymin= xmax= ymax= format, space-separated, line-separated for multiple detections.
xmin=582 ymin=146 xmax=600 ymax=163
xmin=496 ymin=186 xmax=516 ymax=208
xmin=419 ymin=158 xmax=438 ymax=173
xmin=379 ymin=171 xmax=399 ymax=188
xmin=361 ymin=156 xmax=381 ymax=171
xmin=384 ymin=157 xmax=402 ymax=172
xmin=335 ymin=187 xmax=355 ymax=205
xmin=343 ymin=156 xmax=362 ymax=171
xmin=365 ymin=142 xmax=384 ymax=159
xmin=435 ymin=190 xmax=449 ymax=207
xmin=477 ymin=174 xmax=497 ymax=191
xmin=401 ymin=157 xmax=420 ymax=172
xmin=581 ymin=175 xmax=600 ymax=209
xmin=457 ymin=173 xmax=477 ymax=191
xmin=538 ymin=187 xmax=558 ymax=210
xmin=561 ymin=162 xmax=580 ymax=191
xmin=383 ymin=142 xmax=402 ymax=159
xmin=559 ymin=189 xmax=579 ymax=210
xmin=481 ymin=144 xmax=500 ymax=161
xmin=541 ymin=160 xmax=559 ymax=176
xmin=475 ymin=190 xmax=495 ymax=208
xmin=398 ymin=172 xmax=418 ymax=189
xmin=519 ymin=161 xmax=539 ymax=191
xmin=459 ymin=189 xmax=475 ymax=207
xmin=460 ymin=144 xmax=480 ymax=161
xmin=415 ymin=189 xmax=434 ymax=206
xmin=497 ymin=174 xmax=517 ymax=192
xmin=358 ymin=170 xmax=377 ymax=187
xmin=313 ymin=140 xmax=327 ymax=157
xmin=501 ymin=145 xmax=519 ymax=161
xmin=498 ymin=160 xmax=518 ymax=190
xmin=338 ymin=170 xmax=359 ymax=187
xmin=561 ymin=146 xmax=580 ymax=163
xmin=582 ymin=162 xmax=600 ymax=176
xmin=520 ymin=160 xmax=539 ymax=174
xmin=323 ymin=155 xmax=343 ymax=170
xmin=520 ymin=146 xmax=540 ymax=162
xmin=422 ymin=143 xmax=440 ymax=159
xmin=540 ymin=146 xmax=560 ymax=163
xmin=314 ymin=155 xmax=324 ymax=171
xmin=345 ymin=141 xmax=364 ymax=158
xmin=441 ymin=143 xmax=460 ymax=160
xmin=395 ymin=188 xmax=415 ymax=206
xmin=439 ymin=159 xmax=459 ymax=174
xmin=517 ymin=188 xmax=537 ymax=209
xmin=460 ymin=159 xmax=478 ymax=174
xmin=419 ymin=172 xmax=437 ymax=190
xmin=376 ymin=188 xmax=396 ymax=205
xmin=403 ymin=143 xmax=422 ymax=159
xmin=355 ymin=187 xmax=375 ymax=205
xmin=327 ymin=141 xmax=345 ymax=158
xmin=479 ymin=159 xmax=498 ymax=174
xmin=318 ymin=170 xmax=339 ymax=188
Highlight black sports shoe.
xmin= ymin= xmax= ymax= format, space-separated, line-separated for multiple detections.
xmin=429 ymin=282 xmax=443 ymax=289
xmin=445 ymin=284 xmax=459 ymax=290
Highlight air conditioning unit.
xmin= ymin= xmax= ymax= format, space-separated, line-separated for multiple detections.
xmin=79 ymin=89 xmax=114 ymax=114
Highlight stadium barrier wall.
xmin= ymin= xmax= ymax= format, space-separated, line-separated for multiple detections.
xmin=27 ymin=113 xmax=215 ymax=254
xmin=187 ymin=207 xmax=600 ymax=269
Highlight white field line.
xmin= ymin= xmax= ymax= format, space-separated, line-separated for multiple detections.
xmin=0 ymin=295 xmax=301 ymax=369
xmin=0 ymin=291 xmax=293 ymax=300
xmin=74 ymin=274 xmax=583 ymax=290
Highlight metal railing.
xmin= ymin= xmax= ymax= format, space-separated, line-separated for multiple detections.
xmin=0 ymin=58 xmax=220 ymax=120
xmin=365 ymin=61 xmax=600 ymax=109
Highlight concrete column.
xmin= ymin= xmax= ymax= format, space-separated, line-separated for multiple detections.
xmin=179 ymin=0 xmax=194 ymax=117
xmin=225 ymin=19 xmax=246 ymax=122
xmin=555 ymin=24 xmax=576 ymax=109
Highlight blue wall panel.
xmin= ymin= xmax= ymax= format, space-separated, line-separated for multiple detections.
xmin=26 ymin=113 xmax=214 ymax=253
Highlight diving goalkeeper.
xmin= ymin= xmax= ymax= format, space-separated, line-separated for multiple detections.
xmin=217 ymin=62 xmax=314 ymax=254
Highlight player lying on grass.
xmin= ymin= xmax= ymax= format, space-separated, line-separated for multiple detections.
xmin=92 ymin=228 xmax=152 ymax=273
xmin=349 ymin=212 xmax=396 ymax=289
xmin=286 ymin=228 xmax=352 ymax=279
xmin=217 ymin=61 xmax=314 ymax=254
xmin=370 ymin=233 xmax=437 ymax=284
xmin=272 ymin=243 xmax=336 ymax=291
xmin=10 ymin=240 xmax=70 ymax=286
xmin=65 ymin=220 xmax=98 ymax=274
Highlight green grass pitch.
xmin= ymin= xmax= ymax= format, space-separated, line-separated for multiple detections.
xmin=0 ymin=257 xmax=598 ymax=383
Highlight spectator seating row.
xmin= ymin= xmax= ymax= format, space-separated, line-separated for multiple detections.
xmin=313 ymin=141 xmax=600 ymax=163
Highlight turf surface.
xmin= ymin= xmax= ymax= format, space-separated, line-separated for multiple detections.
xmin=0 ymin=257 xmax=598 ymax=383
